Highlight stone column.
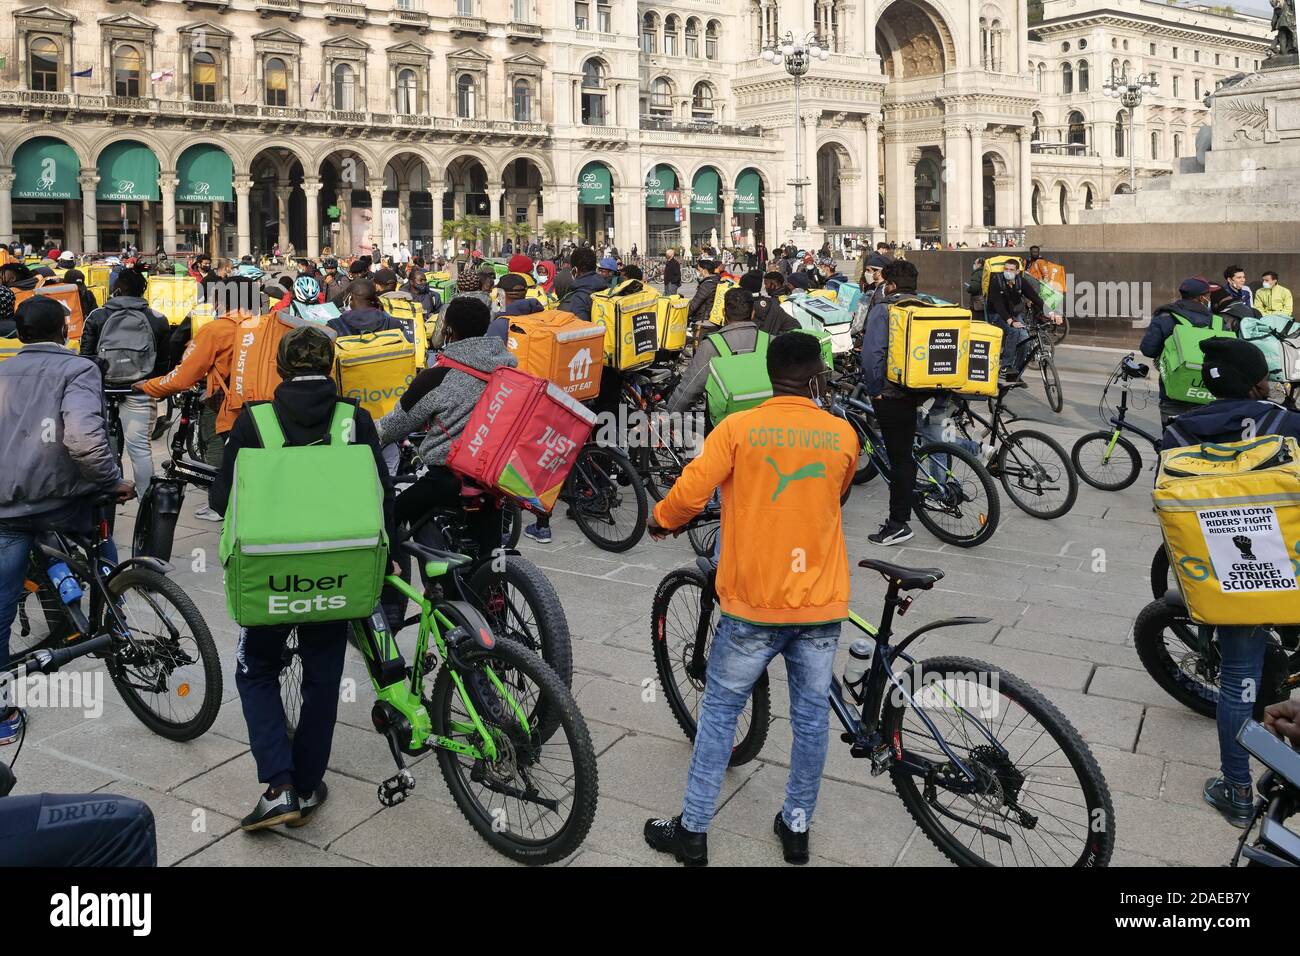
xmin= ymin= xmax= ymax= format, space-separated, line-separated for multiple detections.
xmin=337 ymin=192 xmax=352 ymax=255
xmin=234 ymin=175 xmax=253 ymax=259
xmin=720 ymin=188 xmax=734 ymax=248
xmin=430 ymin=179 xmax=445 ymax=257
xmin=968 ymin=124 xmax=984 ymax=233
xmin=80 ymin=170 xmax=100 ymax=254
xmin=302 ymin=176 xmax=322 ymax=258
xmin=994 ymin=175 xmax=1015 ymax=228
xmin=681 ymin=189 xmax=693 ymax=254
xmin=275 ymin=182 xmax=292 ymax=251
xmin=369 ymin=182 xmax=385 ymax=258
xmin=159 ymin=173 xmax=179 ymax=255
xmin=942 ymin=125 xmax=967 ymax=244
xmin=397 ymin=186 xmax=411 ymax=245
xmin=1018 ymin=128 xmax=1033 ymax=226
xmin=141 ymin=202 xmax=157 ymax=254
xmin=882 ymin=136 xmax=906 ymax=242
xmin=0 ymin=169 xmax=14 ymax=246
xmin=865 ymin=116 xmax=881 ymax=236
xmin=64 ymin=199 xmax=81 ymax=251
xmin=488 ymin=182 xmax=504 ymax=254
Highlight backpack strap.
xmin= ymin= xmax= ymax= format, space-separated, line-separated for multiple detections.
xmin=435 ymin=354 xmax=489 ymax=382
xmin=330 ymin=402 xmax=356 ymax=445
xmin=1256 ymin=403 xmax=1288 ymax=438
xmin=708 ymin=332 xmax=732 ymax=358
xmin=249 ymin=403 xmax=286 ymax=449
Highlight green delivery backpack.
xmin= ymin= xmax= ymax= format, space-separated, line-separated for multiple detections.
xmin=219 ymin=402 xmax=388 ymax=627
xmin=1159 ymin=312 xmax=1236 ymax=405
xmin=705 ymin=331 xmax=771 ymax=424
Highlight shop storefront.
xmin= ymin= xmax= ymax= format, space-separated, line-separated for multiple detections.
xmin=96 ymin=140 xmax=160 ymax=253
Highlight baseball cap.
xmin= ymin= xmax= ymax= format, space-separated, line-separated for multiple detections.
xmin=1179 ymin=276 xmax=1221 ymax=297
xmin=498 ymin=273 xmax=528 ymax=292
xmin=372 ymin=267 xmax=398 ymax=287
xmin=277 ymin=325 xmax=335 ymax=378
xmin=598 ymin=257 xmax=618 ymax=271
xmin=866 ymin=253 xmax=891 ymax=269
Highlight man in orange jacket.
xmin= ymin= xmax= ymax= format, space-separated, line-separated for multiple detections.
xmin=643 ymin=331 xmax=858 ymax=867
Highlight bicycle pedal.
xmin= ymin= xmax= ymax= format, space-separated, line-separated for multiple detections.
xmin=377 ymin=769 xmax=416 ymax=807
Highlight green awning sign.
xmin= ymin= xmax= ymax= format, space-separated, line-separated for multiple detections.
xmin=577 ymin=162 xmax=611 ymax=206
xmin=734 ymin=168 xmax=762 ymax=214
xmin=12 ymin=137 xmax=79 ymax=200
xmin=644 ymin=165 xmax=677 ymax=209
xmin=176 ymin=144 xmax=233 ymax=203
xmin=690 ymin=167 xmax=720 ymax=214
xmin=96 ymin=141 xmax=160 ymax=202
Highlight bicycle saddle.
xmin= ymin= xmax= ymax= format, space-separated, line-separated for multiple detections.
xmin=858 ymin=559 xmax=943 ymax=591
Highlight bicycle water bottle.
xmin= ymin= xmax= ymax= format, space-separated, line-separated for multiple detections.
xmin=47 ymin=561 xmax=83 ymax=605
xmin=843 ymin=638 xmax=875 ymax=702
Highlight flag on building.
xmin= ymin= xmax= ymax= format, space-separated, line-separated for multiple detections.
xmin=72 ymin=66 xmax=93 ymax=78
xmin=310 ymin=81 xmax=321 ymax=102
xmin=150 ymin=69 xmax=175 ymax=82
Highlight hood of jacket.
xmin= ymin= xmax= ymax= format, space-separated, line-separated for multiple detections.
xmin=270 ymin=376 xmax=340 ymax=434
xmin=502 ymin=297 xmax=545 ymax=317
xmin=1167 ymin=399 xmax=1289 ymax=444
xmin=441 ymin=334 xmax=516 ymax=373
xmin=568 ymin=271 xmax=609 ymax=296
xmin=1153 ymin=298 xmax=1213 ymax=322
xmin=334 ymin=307 xmax=392 ymax=335
xmin=104 ymin=295 xmax=150 ymax=313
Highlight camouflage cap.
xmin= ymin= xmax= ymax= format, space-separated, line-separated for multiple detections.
xmin=277 ymin=324 xmax=334 ymax=377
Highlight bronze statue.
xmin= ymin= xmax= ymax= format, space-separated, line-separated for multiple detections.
xmin=1271 ymin=0 xmax=1297 ymax=58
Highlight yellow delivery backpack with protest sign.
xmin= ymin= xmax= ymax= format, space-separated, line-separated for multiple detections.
xmin=956 ymin=320 xmax=1004 ymax=397
xmin=886 ymin=302 xmax=972 ymax=391
xmin=1153 ymin=428 xmax=1300 ymax=625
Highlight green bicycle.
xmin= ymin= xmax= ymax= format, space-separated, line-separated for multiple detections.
xmin=354 ymin=538 xmax=598 ymax=864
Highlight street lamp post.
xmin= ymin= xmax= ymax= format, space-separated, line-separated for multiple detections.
xmin=1103 ymin=70 xmax=1158 ymax=195
xmin=761 ymin=32 xmax=829 ymax=240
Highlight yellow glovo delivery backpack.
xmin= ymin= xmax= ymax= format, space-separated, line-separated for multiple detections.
xmin=1154 ymin=426 xmax=1300 ymax=625
xmin=956 ymin=320 xmax=1004 ymax=397
xmin=656 ymin=295 xmax=689 ymax=353
xmin=333 ymin=329 xmax=421 ymax=420
xmin=886 ymin=302 xmax=972 ymax=390
xmin=591 ymin=279 xmax=659 ymax=371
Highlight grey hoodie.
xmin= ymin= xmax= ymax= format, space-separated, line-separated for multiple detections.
xmin=377 ymin=335 xmax=518 ymax=466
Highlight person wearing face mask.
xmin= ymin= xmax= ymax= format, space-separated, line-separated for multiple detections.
xmin=643 ymin=330 xmax=857 ymax=867
xmin=1140 ymin=276 xmax=1222 ymax=425
xmin=1255 ymin=271 xmax=1293 ymax=317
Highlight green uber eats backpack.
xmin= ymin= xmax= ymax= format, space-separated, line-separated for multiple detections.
xmin=1159 ymin=312 xmax=1236 ymax=405
xmin=705 ymin=330 xmax=771 ymax=424
xmin=220 ymin=402 xmax=389 ymax=627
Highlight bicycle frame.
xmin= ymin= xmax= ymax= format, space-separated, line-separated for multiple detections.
xmin=1099 ymin=375 xmax=1161 ymax=453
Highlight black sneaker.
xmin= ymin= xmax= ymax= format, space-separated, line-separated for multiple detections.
xmin=868 ymin=522 xmax=914 ymax=546
xmin=643 ymin=815 xmax=708 ymax=866
xmin=241 ymin=787 xmax=301 ymax=831
xmin=286 ymin=780 xmax=328 ymax=829
xmin=1203 ymin=776 xmax=1253 ymax=829
xmin=773 ymin=812 xmax=810 ymax=865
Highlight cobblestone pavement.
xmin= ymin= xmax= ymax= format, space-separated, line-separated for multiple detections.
xmin=8 ymin=344 xmax=1251 ymax=866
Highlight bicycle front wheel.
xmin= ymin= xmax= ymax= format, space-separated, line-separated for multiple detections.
xmin=469 ymin=556 xmax=573 ymax=688
xmin=1071 ymin=431 xmax=1142 ymax=491
xmin=882 ymin=655 xmax=1115 ymax=867
xmin=566 ymin=444 xmax=648 ymax=553
xmin=1039 ymin=352 xmax=1064 ymax=413
xmin=996 ymin=429 xmax=1077 ymax=520
xmin=913 ymin=442 xmax=999 ymax=547
xmin=431 ymin=635 xmax=598 ymax=865
xmin=104 ymin=567 xmax=222 ymax=740
xmin=650 ymin=566 xmax=770 ymax=766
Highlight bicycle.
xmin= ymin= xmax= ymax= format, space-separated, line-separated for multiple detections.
xmin=562 ymin=439 xmax=649 ymax=553
xmin=1019 ymin=313 xmax=1065 ymax=413
xmin=1070 ymin=354 xmax=1161 ymax=492
xmin=943 ymin=384 xmax=1078 ymax=520
xmin=354 ymin=537 xmax=598 ymax=863
xmin=13 ymin=496 xmax=222 ymax=741
xmin=133 ymin=387 xmax=218 ymax=562
xmin=831 ymin=373 xmax=1000 ymax=548
xmin=651 ymin=548 xmax=1115 ymax=866
xmin=622 ymin=366 xmax=692 ymax=502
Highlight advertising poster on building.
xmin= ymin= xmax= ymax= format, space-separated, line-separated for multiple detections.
xmin=351 ymin=206 xmax=376 ymax=258
xmin=381 ymin=207 xmax=399 ymax=259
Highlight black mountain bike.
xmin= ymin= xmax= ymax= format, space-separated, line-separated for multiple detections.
xmin=1022 ymin=315 xmax=1064 ymax=413
xmin=14 ymin=496 xmax=222 ymax=740
xmin=652 ymin=546 xmax=1115 ymax=866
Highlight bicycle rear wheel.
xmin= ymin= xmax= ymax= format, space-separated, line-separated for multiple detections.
xmin=431 ymin=634 xmax=598 ymax=865
xmin=913 ymin=442 xmax=999 ymax=547
xmin=996 ymin=429 xmax=1077 ymax=519
xmin=1071 ymin=431 xmax=1142 ymax=491
xmin=566 ymin=444 xmax=648 ymax=553
xmin=650 ymin=566 xmax=770 ymax=766
xmin=1133 ymin=599 xmax=1219 ymax=718
xmin=882 ymin=655 xmax=1115 ymax=867
xmin=104 ymin=567 xmax=222 ymax=740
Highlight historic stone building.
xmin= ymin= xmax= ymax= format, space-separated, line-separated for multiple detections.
xmin=1026 ymin=0 xmax=1271 ymax=226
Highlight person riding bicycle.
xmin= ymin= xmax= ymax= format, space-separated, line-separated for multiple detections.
xmin=78 ymin=267 xmax=171 ymax=495
xmin=271 ymin=274 xmax=324 ymax=317
xmin=210 ymin=325 xmax=396 ymax=831
xmin=984 ymin=256 xmax=1048 ymax=376
xmin=1161 ymin=337 xmax=1300 ymax=827
xmin=375 ymin=298 xmax=514 ymax=586
xmin=643 ymin=331 xmax=858 ymax=867
xmin=687 ymin=258 xmax=723 ymax=329
xmin=0 ymin=297 xmax=134 ymax=744
xmin=1141 ymin=276 xmax=1223 ymax=425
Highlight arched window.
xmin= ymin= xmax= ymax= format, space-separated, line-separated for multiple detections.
xmin=1031 ymin=183 xmax=1042 ymax=225
xmin=685 ymin=17 xmax=700 ymax=58
xmin=1122 ymin=59 xmax=1131 ymax=77
xmin=333 ymin=62 xmax=357 ymax=111
xmin=29 ymin=37 xmax=60 ymax=92
xmin=1150 ymin=131 xmax=1160 ymax=159
xmin=650 ymin=77 xmax=672 ymax=115
xmin=396 ymin=68 xmax=417 ymax=115
xmin=1031 ymin=111 xmax=1044 ymax=142
xmin=113 ymin=44 xmax=141 ymax=98
xmin=692 ymin=81 xmax=715 ymax=120
xmin=1085 ymin=186 xmax=1094 ymax=209
xmin=1173 ymin=132 xmax=1183 ymax=157
xmin=456 ymin=73 xmax=476 ymax=118
xmin=1061 ymin=62 xmax=1073 ymax=95
xmin=979 ymin=18 xmax=989 ymax=69
xmin=265 ymin=57 xmax=288 ymax=107
xmin=1114 ymin=110 xmax=1126 ymax=157
xmin=1036 ymin=62 xmax=1045 ymax=90
xmin=192 ymin=50 xmax=218 ymax=102
xmin=705 ymin=20 xmax=719 ymax=60
xmin=581 ymin=59 xmax=607 ymax=124
xmin=1067 ymin=110 xmax=1086 ymax=148
xmin=512 ymin=78 xmax=532 ymax=121
xmin=1059 ymin=185 xmax=1069 ymax=224
xmin=664 ymin=14 xmax=679 ymax=56
xmin=1110 ymin=58 xmax=1120 ymax=81
xmin=641 ymin=12 xmax=657 ymax=54
xmin=1078 ymin=59 xmax=1089 ymax=92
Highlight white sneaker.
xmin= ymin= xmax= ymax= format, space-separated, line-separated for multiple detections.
xmin=193 ymin=504 xmax=223 ymax=523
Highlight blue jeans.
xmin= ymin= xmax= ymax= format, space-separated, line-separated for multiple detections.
xmin=990 ymin=315 xmax=1029 ymax=372
xmin=681 ymin=617 xmax=840 ymax=833
xmin=119 ymin=394 xmax=157 ymax=492
xmin=1216 ymin=625 xmax=1266 ymax=788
